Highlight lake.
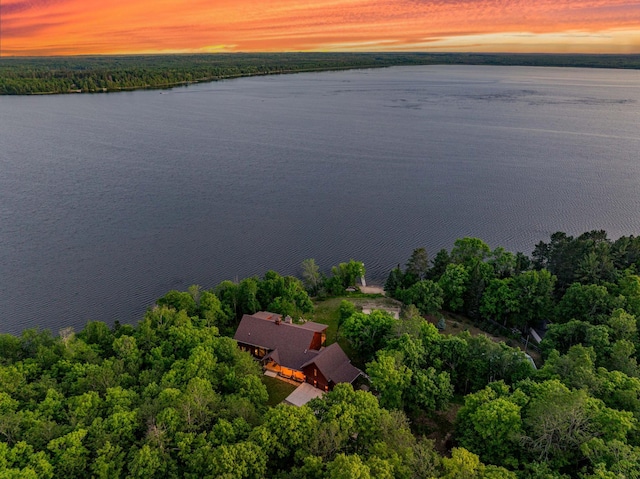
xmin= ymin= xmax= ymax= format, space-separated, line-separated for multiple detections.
xmin=1 ymin=65 xmax=640 ymax=335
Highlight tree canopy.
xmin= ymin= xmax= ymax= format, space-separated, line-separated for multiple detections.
xmin=3 ymin=231 xmax=640 ymax=478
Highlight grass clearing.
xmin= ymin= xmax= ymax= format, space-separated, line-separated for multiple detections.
xmin=309 ymin=294 xmax=401 ymax=342
xmin=308 ymin=294 xmax=403 ymax=369
xmin=261 ymin=375 xmax=297 ymax=407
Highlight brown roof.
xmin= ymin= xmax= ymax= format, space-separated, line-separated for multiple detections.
xmin=297 ymin=321 xmax=329 ymax=332
xmin=302 ymin=343 xmax=362 ymax=384
xmin=251 ymin=311 xmax=282 ymax=321
xmin=263 ymin=349 xmax=280 ymax=365
xmin=234 ymin=312 xmax=321 ymax=370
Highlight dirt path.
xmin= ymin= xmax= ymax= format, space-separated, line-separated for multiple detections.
xmin=359 ymin=285 xmax=385 ymax=295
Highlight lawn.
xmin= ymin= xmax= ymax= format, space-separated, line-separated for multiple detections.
xmin=309 ymin=295 xmax=401 ymax=342
xmin=308 ymin=295 xmax=402 ymax=370
xmin=261 ymin=375 xmax=298 ymax=407
xmin=308 ymin=297 xmax=343 ymax=343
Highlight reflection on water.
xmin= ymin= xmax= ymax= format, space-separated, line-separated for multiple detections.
xmin=1 ymin=65 xmax=639 ymax=334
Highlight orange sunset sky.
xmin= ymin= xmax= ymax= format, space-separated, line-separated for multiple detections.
xmin=2 ymin=0 xmax=640 ymax=56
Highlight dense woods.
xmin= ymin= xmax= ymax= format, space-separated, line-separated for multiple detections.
xmin=2 ymin=230 xmax=640 ymax=477
xmin=1 ymin=53 xmax=639 ymax=95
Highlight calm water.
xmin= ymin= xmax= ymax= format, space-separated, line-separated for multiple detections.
xmin=1 ymin=65 xmax=640 ymax=334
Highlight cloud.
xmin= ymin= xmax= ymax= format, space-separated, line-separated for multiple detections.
xmin=2 ymin=0 xmax=639 ymax=55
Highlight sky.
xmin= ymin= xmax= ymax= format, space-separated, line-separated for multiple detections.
xmin=2 ymin=0 xmax=640 ymax=56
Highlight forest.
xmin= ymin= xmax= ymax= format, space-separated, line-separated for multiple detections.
xmin=1 ymin=53 xmax=640 ymax=95
xmin=1 ymin=230 xmax=640 ymax=478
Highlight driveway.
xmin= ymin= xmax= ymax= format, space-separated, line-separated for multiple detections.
xmin=284 ymin=382 xmax=324 ymax=407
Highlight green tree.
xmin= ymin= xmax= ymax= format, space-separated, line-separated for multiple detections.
xmin=210 ymin=441 xmax=268 ymax=479
xmin=441 ymin=447 xmax=486 ymax=479
xmin=514 ymin=252 xmax=532 ymax=275
xmin=522 ymin=380 xmax=634 ymax=469
xmin=331 ymin=260 xmax=365 ymax=290
xmin=480 ymin=278 xmax=520 ymax=326
xmin=366 ymin=351 xmax=412 ymax=410
xmin=406 ymin=367 xmax=453 ymax=413
xmin=178 ymin=377 xmax=220 ymax=432
xmin=539 ymin=345 xmax=600 ymax=392
xmin=46 ymin=429 xmax=90 ymax=479
xmin=438 ymin=264 xmax=469 ymax=312
xmin=249 ymin=404 xmax=317 ymax=464
xmin=238 ymin=278 xmax=260 ymax=315
xmin=455 ymin=384 xmax=523 ymax=467
xmin=91 ymin=441 xmax=126 ymax=479
xmin=0 ymin=441 xmax=54 ymax=479
xmin=112 ymin=335 xmax=141 ymax=374
xmin=198 ymin=291 xmax=229 ymax=329
xmin=401 ymin=280 xmax=444 ymax=316
xmin=405 ymin=247 xmax=429 ymax=282
xmin=395 ymin=305 xmax=425 ymax=338
xmin=428 ymin=248 xmax=451 ymax=281
xmin=490 ymin=247 xmax=517 ymax=279
xmin=326 ymin=454 xmax=371 ymax=479
xmin=607 ymin=308 xmax=638 ymax=342
xmin=468 ymin=397 xmax=522 ymax=467
xmin=342 ymin=310 xmax=396 ymax=359
xmin=338 ymin=300 xmax=356 ymax=337
xmin=301 ymin=259 xmax=322 ymax=295
xmin=618 ymin=273 xmax=640 ymax=317
xmin=156 ymin=290 xmax=197 ymax=316
xmin=539 ymin=320 xmax=609 ymax=358
xmin=463 ymin=259 xmax=495 ymax=319
xmin=127 ymin=444 xmax=167 ymax=479
xmin=556 ymin=283 xmax=615 ymax=325
xmin=608 ymin=340 xmax=639 ymax=376
xmin=215 ymin=281 xmax=241 ymax=320
xmin=451 ymin=237 xmax=492 ymax=266
xmin=581 ymin=438 xmax=640 ymax=479
xmin=0 ymin=334 xmax=23 ymax=366
xmin=384 ymin=266 xmax=404 ymax=298
xmin=309 ymin=383 xmax=395 ymax=452
xmin=512 ymin=269 xmax=556 ymax=330
xmin=439 ymin=335 xmax=470 ymax=387
xmin=76 ymin=321 xmax=113 ymax=356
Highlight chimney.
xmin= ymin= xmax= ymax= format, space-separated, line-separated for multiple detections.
xmin=285 ymin=315 xmax=292 ymax=324
xmin=275 ymin=317 xmax=281 ymax=325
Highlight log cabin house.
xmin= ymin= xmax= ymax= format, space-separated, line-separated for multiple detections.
xmin=234 ymin=311 xmax=362 ymax=391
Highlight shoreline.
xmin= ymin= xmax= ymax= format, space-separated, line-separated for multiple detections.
xmin=2 ymin=52 xmax=639 ymax=96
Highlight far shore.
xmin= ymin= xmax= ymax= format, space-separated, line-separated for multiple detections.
xmin=2 ymin=52 xmax=639 ymax=96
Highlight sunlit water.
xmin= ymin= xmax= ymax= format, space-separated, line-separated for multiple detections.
xmin=1 ymin=65 xmax=639 ymax=334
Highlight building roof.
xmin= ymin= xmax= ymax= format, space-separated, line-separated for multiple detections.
xmin=302 ymin=343 xmax=362 ymax=384
xmin=297 ymin=321 xmax=329 ymax=332
xmin=251 ymin=311 xmax=281 ymax=321
xmin=234 ymin=312 xmax=323 ymax=370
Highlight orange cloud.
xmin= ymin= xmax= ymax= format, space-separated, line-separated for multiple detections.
xmin=1 ymin=0 xmax=639 ymax=55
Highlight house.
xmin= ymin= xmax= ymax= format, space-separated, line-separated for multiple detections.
xmin=234 ymin=311 xmax=362 ymax=391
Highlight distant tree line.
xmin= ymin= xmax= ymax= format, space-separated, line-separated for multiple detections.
xmin=1 ymin=53 xmax=639 ymax=95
